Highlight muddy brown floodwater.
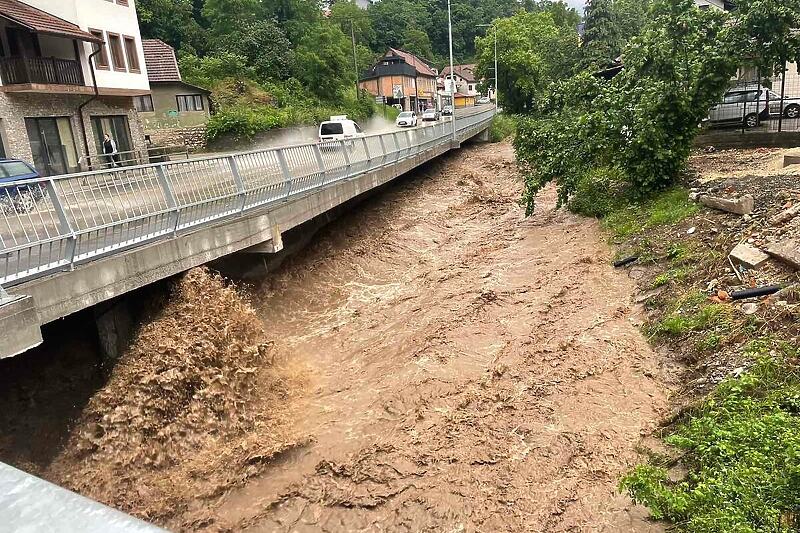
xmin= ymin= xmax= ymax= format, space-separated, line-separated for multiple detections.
xmin=207 ymin=142 xmax=672 ymax=532
xmin=0 ymin=141 xmax=674 ymax=531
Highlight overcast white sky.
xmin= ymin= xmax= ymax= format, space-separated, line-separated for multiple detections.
xmin=565 ymin=0 xmax=586 ymax=14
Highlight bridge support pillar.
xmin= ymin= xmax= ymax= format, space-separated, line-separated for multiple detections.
xmin=94 ymin=298 xmax=134 ymax=368
xmin=241 ymin=221 xmax=284 ymax=254
xmin=474 ymin=128 xmax=490 ymax=142
xmin=0 ymin=295 xmax=42 ymax=359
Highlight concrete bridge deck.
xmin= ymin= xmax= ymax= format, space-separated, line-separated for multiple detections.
xmin=0 ymin=106 xmax=496 ymax=359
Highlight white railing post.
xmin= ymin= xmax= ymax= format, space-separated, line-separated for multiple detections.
xmin=155 ymin=165 xmax=180 ymax=235
xmin=276 ymin=148 xmax=293 ymax=198
xmin=228 ymin=156 xmax=246 ymax=212
xmin=362 ymin=138 xmax=372 ymax=170
xmin=341 ymin=143 xmax=352 ymax=178
xmin=45 ymin=179 xmax=77 ymax=269
xmin=392 ymin=132 xmax=401 ymax=161
xmin=378 ymin=134 xmax=388 ymax=167
xmin=313 ymin=144 xmax=327 ymax=187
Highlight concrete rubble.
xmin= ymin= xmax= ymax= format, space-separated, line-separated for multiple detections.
xmin=699 ymin=193 xmax=755 ymax=215
xmin=766 ymin=239 xmax=800 ymax=270
xmin=770 ymin=204 xmax=800 ymax=226
xmin=729 ymin=242 xmax=770 ymax=269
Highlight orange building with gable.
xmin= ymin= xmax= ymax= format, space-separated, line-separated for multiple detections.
xmin=359 ymin=48 xmax=437 ymax=112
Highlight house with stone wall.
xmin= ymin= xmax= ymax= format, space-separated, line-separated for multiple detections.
xmin=0 ymin=0 xmax=150 ymax=175
xmin=138 ymin=39 xmax=210 ymax=151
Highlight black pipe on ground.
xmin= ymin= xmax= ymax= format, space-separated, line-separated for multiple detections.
xmin=613 ymin=256 xmax=639 ymax=268
xmin=730 ymin=285 xmax=783 ymax=301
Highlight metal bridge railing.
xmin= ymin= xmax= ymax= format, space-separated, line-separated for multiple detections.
xmin=0 ymin=108 xmax=495 ymax=286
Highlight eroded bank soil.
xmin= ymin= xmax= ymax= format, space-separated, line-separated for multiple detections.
xmin=212 ymin=143 xmax=672 ymax=532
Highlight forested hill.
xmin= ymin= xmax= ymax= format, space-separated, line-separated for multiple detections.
xmin=137 ymin=0 xmax=580 ymax=81
xmin=132 ymin=0 xmax=583 ymax=141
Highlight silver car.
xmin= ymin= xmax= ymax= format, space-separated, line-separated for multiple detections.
xmin=766 ymin=90 xmax=800 ymax=119
xmin=709 ymin=85 xmax=800 ymax=128
xmin=708 ymin=87 xmax=768 ymax=128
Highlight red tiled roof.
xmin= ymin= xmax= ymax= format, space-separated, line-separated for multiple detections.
xmin=386 ymin=48 xmax=436 ymax=78
xmin=442 ymin=64 xmax=478 ymax=83
xmin=142 ymin=39 xmax=181 ymax=82
xmin=0 ymin=0 xmax=100 ymax=42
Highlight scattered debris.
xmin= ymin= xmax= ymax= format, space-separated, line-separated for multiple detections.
xmin=629 ymin=267 xmax=646 ymax=280
xmin=729 ymin=242 xmax=770 ymax=270
xmin=741 ymin=302 xmax=759 ymax=315
xmin=699 ymin=194 xmax=755 ymax=215
xmin=775 ymin=285 xmax=800 ymax=303
xmin=770 ymin=204 xmax=800 ymax=226
xmin=765 ymin=239 xmax=800 ymax=270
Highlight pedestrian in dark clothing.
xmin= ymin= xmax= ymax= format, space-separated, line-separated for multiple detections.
xmin=103 ymin=133 xmax=120 ymax=168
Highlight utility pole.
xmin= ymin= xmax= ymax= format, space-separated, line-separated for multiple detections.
xmin=447 ymin=0 xmax=457 ymax=143
xmin=351 ymin=21 xmax=360 ymax=100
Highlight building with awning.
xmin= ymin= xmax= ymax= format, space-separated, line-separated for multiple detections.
xmin=0 ymin=0 xmax=151 ymax=175
xmin=359 ymin=48 xmax=437 ymax=112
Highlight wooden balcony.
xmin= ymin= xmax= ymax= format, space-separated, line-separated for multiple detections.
xmin=0 ymin=56 xmax=86 ymax=91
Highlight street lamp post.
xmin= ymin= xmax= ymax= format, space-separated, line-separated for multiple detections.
xmin=477 ymin=23 xmax=498 ymax=111
xmin=447 ymin=0 xmax=457 ymax=143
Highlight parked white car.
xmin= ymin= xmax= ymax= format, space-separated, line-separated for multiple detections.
xmin=477 ymin=96 xmax=492 ymax=105
xmin=441 ymin=105 xmax=454 ymax=116
xmin=318 ymin=115 xmax=364 ymax=143
xmin=396 ymin=111 xmax=418 ymax=128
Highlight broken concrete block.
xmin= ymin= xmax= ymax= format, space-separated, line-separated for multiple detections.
xmin=700 ymin=194 xmax=755 ymax=215
xmin=730 ymin=242 xmax=770 ymax=269
xmin=766 ymin=239 xmax=800 ymax=270
xmin=770 ymin=204 xmax=800 ymax=226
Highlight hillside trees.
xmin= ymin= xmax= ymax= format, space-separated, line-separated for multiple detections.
xmin=581 ymin=0 xmax=620 ymax=69
xmin=475 ymin=10 xmax=580 ymax=113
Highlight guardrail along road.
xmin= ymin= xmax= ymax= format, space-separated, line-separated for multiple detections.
xmin=0 ymin=107 xmax=496 ymax=359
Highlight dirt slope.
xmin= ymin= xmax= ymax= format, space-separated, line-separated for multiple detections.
xmin=210 ymin=143 xmax=671 ymax=532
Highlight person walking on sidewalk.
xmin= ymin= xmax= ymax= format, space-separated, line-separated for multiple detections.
xmin=103 ymin=133 xmax=120 ymax=168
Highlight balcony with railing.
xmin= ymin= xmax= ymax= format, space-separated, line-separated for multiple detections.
xmin=0 ymin=56 xmax=85 ymax=88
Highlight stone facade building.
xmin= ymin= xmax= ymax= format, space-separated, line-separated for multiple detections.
xmin=0 ymin=0 xmax=150 ymax=175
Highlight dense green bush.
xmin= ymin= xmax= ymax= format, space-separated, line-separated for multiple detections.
xmin=515 ymin=0 xmax=737 ymax=215
xmin=621 ymin=344 xmax=800 ymax=533
xmin=567 ymin=166 xmax=627 ymax=218
xmin=205 ymin=84 xmax=377 ymax=142
xmin=488 ymin=113 xmax=516 ymax=143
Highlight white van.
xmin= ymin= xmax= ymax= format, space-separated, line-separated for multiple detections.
xmin=318 ymin=115 xmax=365 ymax=143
